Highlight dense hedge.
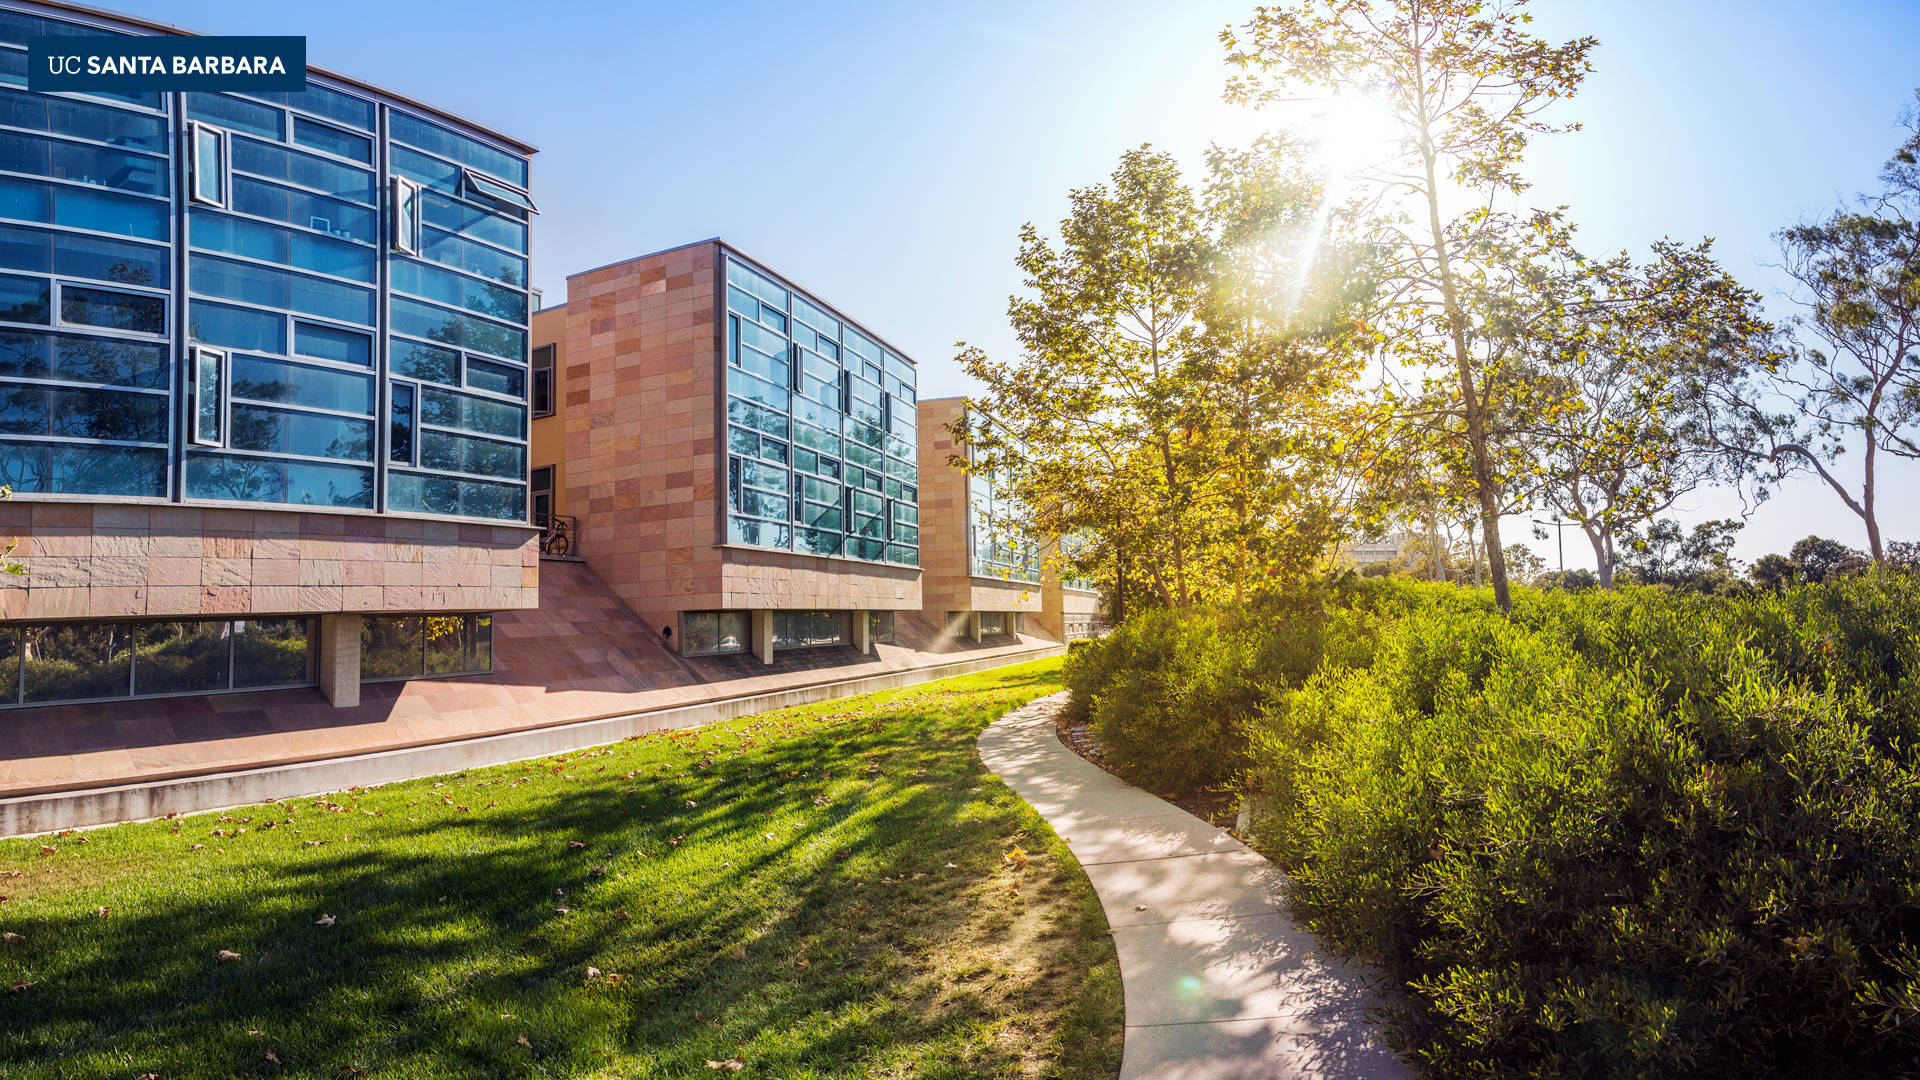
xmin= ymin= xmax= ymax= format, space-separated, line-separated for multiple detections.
xmin=1067 ymin=576 xmax=1920 ymax=1077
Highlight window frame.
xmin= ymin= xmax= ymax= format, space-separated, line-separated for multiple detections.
xmin=187 ymin=120 xmax=228 ymax=208
xmin=389 ymin=378 xmax=418 ymax=467
xmin=530 ymin=343 xmax=554 ymax=418
xmin=390 ymin=175 xmax=421 ymax=255
xmin=189 ymin=344 xmax=227 ymax=447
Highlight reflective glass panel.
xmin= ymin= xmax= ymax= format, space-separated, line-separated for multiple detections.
xmin=135 ymin=620 xmax=231 ymax=695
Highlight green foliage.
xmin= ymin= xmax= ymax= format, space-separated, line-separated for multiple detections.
xmin=1752 ymin=535 xmax=1873 ymax=590
xmin=1229 ymin=576 xmax=1920 ymax=1076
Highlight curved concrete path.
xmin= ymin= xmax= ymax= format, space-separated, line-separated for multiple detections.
xmin=978 ymin=693 xmax=1412 ymax=1080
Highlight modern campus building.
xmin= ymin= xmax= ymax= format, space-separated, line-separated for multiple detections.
xmin=0 ymin=4 xmax=1085 ymax=824
xmin=0 ymin=1 xmax=540 ymax=710
xmin=916 ymin=396 xmax=1100 ymax=643
xmin=528 ymin=239 xmax=924 ymax=663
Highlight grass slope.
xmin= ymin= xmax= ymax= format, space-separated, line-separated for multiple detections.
xmin=0 ymin=658 xmax=1121 ymax=1079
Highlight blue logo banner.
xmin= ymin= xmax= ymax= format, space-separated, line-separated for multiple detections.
xmin=28 ymin=36 xmax=307 ymax=92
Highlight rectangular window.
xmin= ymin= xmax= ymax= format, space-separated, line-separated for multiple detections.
xmin=390 ymin=381 xmax=415 ymax=465
xmin=530 ymin=464 xmax=553 ymax=526
xmin=531 ymin=343 xmax=554 ymax=417
xmin=869 ymin=611 xmax=896 ymax=645
xmin=21 ymin=623 xmax=130 ymax=703
xmin=681 ymin=611 xmax=749 ymax=657
xmin=189 ymin=122 xmax=227 ymax=208
xmin=390 ymin=176 xmax=421 ymax=255
xmin=58 ymin=285 xmax=164 ymax=335
xmin=191 ymin=345 xmax=224 ymax=446
xmin=360 ymin=613 xmax=492 ymax=680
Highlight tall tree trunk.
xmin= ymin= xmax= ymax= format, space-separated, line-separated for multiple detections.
xmin=1587 ymin=527 xmax=1613 ymax=589
xmin=1420 ymin=147 xmax=1512 ymax=611
xmin=1864 ymin=437 xmax=1883 ymax=562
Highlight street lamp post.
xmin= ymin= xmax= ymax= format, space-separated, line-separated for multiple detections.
xmin=1532 ymin=517 xmax=1570 ymax=572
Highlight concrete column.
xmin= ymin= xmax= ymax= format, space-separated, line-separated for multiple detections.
xmin=317 ymin=613 xmax=363 ymax=708
xmin=751 ymin=609 xmax=774 ymax=665
xmin=852 ymin=610 xmax=872 ymax=655
xmin=967 ymin=610 xmax=983 ymax=643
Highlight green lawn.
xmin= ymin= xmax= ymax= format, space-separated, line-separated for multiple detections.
xmin=0 ymin=658 xmax=1122 ymax=1079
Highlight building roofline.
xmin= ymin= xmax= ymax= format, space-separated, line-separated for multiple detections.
xmin=19 ymin=0 xmax=538 ymax=154
xmin=565 ymin=237 xmax=921 ymax=369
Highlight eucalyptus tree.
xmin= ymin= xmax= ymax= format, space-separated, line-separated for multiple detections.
xmin=1513 ymin=240 xmax=1779 ymax=587
xmin=1702 ymin=105 xmax=1920 ymax=563
xmin=1223 ymin=0 xmax=1597 ymax=610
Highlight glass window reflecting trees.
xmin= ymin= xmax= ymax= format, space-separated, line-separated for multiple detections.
xmin=964 ymin=412 xmax=1041 ymax=584
xmin=722 ymin=256 xmax=918 ymax=568
xmin=0 ymin=618 xmax=315 ymax=707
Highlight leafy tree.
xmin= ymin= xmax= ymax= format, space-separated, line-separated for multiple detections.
xmin=1750 ymin=535 xmax=1872 ymax=589
xmin=1 ymin=485 xmax=21 ymax=578
xmin=1223 ymin=0 xmax=1598 ymax=611
xmin=1194 ymin=133 xmax=1384 ymax=598
xmin=956 ymin=148 xmax=1214 ymax=608
xmin=1698 ymin=100 xmax=1920 ymax=562
xmin=1618 ymin=517 xmax=1744 ymax=590
xmin=1514 ymin=241 xmax=1778 ymax=586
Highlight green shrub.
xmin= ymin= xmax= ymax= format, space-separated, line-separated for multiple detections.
xmin=1242 ymin=576 xmax=1920 ymax=1077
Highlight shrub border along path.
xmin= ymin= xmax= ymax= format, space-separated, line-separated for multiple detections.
xmin=978 ymin=692 xmax=1410 ymax=1080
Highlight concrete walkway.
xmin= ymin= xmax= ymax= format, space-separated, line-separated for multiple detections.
xmin=978 ymin=693 xmax=1411 ymax=1080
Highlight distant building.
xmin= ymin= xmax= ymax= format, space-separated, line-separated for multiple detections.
xmin=528 ymin=240 xmax=923 ymax=663
xmin=1342 ymin=534 xmax=1410 ymax=566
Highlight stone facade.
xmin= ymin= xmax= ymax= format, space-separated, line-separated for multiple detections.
xmin=548 ymin=240 xmax=922 ymax=637
xmin=0 ymin=501 xmax=538 ymax=622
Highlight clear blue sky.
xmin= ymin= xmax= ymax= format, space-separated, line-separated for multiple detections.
xmin=114 ymin=0 xmax=1920 ymax=568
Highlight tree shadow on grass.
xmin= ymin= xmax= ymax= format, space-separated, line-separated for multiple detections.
xmin=0 ymin=674 xmax=1114 ymax=1079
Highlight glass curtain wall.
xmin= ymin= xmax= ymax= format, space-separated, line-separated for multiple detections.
xmin=722 ymin=255 xmax=919 ymax=567
xmin=965 ymin=413 xmax=1041 ymax=584
xmin=0 ymin=10 xmax=171 ymax=496
xmin=0 ymin=8 xmax=533 ymax=522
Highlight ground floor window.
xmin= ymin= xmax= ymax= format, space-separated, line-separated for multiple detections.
xmin=360 ymin=614 xmax=492 ymax=681
xmin=773 ymin=610 xmax=850 ymax=650
xmin=1063 ymin=614 xmax=1099 ymax=641
xmin=867 ymin=611 xmax=896 ymax=645
xmin=978 ymin=611 xmax=1009 ymax=637
xmin=0 ymin=617 xmax=315 ymax=707
xmin=682 ymin=610 xmax=749 ymax=657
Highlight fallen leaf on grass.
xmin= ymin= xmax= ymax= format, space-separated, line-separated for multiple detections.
xmin=585 ymin=965 xmax=602 ymax=980
xmin=265 ymin=1050 xmax=280 ymax=1064
xmin=8 ymin=980 xmax=35 ymax=993
xmin=217 ymin=950 xmax=243 ymax=962
xmin=615 ymin=909 xmax=630 ymax=920
xmin=554 ymin=906 xmax=571 ymax=915
xmin=38 ymin=846 xmax=54 ymax=856
xmin=95 ymin=906 xmax=110 ymax=918
xmin=516 ymin=1034 xmax=531 ymax=1048
xmin=705 ymin=1059 xmax=745 ymax=1072
xmin=1002 ymin=846 xmax=1028 ymax=870
xmin=945 ymin=862 xmax=958 ymax=869
xmin=2 ymin=932 xmax=23 ymax=943
xmin=568 ymin=840 xmax=587 ymax=849
xmin=315 ymin=914 xmax=336 ymax=927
